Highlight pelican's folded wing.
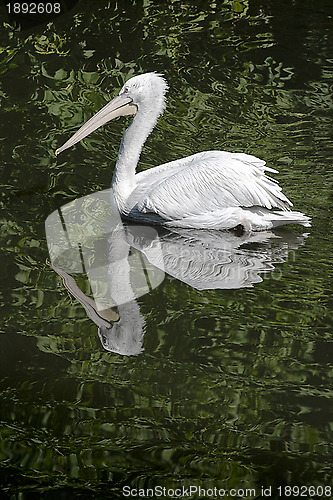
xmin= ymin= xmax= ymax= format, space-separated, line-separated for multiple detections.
xmin=137 ymin=151 xmax=292 ymax=221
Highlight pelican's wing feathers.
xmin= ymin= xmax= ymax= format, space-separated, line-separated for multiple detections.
xmin=136 ymin=151 xmax=292 ymax=221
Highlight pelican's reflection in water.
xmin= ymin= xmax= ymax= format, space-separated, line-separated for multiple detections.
xmin=45 ymin=188 xmax=308 ymax=355
xmin=47 ymin=223 xmax=146 ymax=356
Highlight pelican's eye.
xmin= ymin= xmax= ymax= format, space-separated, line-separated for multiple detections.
xmin=123 ymin=86 xmax=129 ymax=94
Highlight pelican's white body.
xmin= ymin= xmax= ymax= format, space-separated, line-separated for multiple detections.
xmin=118 ymin=149 xmax=308 ymax=231
xmin=57 ymin=72 xmax=310 ymax=231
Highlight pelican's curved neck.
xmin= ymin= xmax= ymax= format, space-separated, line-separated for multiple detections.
xmin=111 ymin=104 xmax=162 ymax=212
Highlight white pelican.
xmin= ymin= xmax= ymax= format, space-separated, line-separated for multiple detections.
xmin=56 ymin=72 xmax=310 ymax=231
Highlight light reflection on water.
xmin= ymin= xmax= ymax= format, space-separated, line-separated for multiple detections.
xmin=0 ymin=0 xmax=332 ymax=496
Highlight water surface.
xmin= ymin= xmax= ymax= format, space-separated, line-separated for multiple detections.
xmin=0 ymin=0 xmax=332 ymax=498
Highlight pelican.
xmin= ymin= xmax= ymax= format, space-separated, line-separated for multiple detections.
xmin=56 ymin=72 xmax=310 ymax=231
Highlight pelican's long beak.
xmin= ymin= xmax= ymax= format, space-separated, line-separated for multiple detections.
xmin=55 ymin=94 xmax=137 ymax=156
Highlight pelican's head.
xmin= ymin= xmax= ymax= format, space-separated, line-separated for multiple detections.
xmin=119 ymin=72 xmax=168 ymax=111
xmin=55 ymin=72 xmax=168 ymax=156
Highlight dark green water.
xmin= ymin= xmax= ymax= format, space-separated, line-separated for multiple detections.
xmin=0 ymin=0 xmax=332 ymax=498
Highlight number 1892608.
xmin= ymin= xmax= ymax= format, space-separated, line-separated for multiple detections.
xmin=277 ymin=485 xmax=332 ymax=497
xmin=6 ymin=2 xmax=61 ymax=14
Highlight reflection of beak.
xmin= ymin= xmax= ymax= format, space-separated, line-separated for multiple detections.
xmin=46 ymin=259 xmax=119 ymax=326
xmin=55 ymin=94 xmax=137 ymax=155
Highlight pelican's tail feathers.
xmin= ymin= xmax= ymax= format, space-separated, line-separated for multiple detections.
xmin=242 ymin=207 xmax=311 ymax=231
xmin=269 ymin=210 xmax=311 ymax=229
